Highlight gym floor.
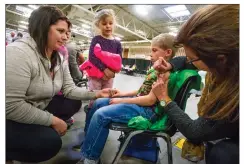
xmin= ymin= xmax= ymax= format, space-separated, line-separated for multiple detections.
xmin=14 ymin=73 xmax=206 ymax=164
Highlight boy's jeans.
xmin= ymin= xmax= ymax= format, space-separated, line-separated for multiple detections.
xmin=82 ymin=98 xmax=156 ymax=160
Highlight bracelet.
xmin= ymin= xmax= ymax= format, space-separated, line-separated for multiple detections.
xmin=166 ymin=100 xmax=172 ymax=107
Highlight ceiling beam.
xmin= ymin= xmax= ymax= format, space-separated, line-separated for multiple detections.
xmin=6 ymin=9 xmax=29 ymax=18
xmin=61 ymin=5 xmax=70 ymax=11
xmin=72 ymin=5 xmax=151 ymax=42
xmin=112 ymin=5 xmax=160 ymax=35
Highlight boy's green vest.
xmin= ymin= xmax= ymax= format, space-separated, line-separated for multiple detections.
xmin=128 ymin=70 xmax=201 ymax=131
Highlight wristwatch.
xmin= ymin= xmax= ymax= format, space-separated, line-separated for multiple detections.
xmin=159 ymin=97 xmax=172 ymax=108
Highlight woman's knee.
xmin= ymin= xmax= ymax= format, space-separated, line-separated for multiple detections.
xmin=30 ymin=129 xmax=62 ymax=162
xmin=40 ymin=129 xmax=62 ymax=154
xmin=206 ymin=140 xmax=239 ymax=164
xmin=6 ymin=124 xmax=62 ymax=163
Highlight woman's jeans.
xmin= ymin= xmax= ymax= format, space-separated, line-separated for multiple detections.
xmin=81 ymin=98 xmax=156 ymax=160
xmin=205 ymin=139 xmax=239 ymax=164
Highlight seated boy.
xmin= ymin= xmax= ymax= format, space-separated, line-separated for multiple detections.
xmin=76 ymin=34 xmax=178 ymax=164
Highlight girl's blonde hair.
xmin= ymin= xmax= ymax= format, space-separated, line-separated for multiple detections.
xmin=174 ymin=5 xmax=239 ymax=121
xmin=93 ymin=9 xmax=116 ymax=34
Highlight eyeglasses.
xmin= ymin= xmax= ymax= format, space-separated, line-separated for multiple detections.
xmin=186 ymin=58 xmax=201 ymax=64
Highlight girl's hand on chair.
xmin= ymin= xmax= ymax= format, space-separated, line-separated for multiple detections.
xmin=109 ymin=98 xmax=123 ymax=104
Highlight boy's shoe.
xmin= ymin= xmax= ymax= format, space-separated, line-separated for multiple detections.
xmin=84 ymin=105 xmax=90 ymax=113
xmin=65 ymin=117 xmax=75 ymax=129
xmin=76 ymin=159 xmax=84 ymax=164
xmin=76 ymin=159 xmax=98 ymax=164
xmin=72 ymin=144 xmax=82 ymax=152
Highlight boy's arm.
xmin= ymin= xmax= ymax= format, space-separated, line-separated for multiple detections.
xmin=110 ymin=90 xmax=157 ymax=106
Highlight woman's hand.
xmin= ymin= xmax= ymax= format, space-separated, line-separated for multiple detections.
xmin=152 ymin=72 xmax=170 ymax=101
xmin=96 ymin=88 xmax=119 ymax=98
xmin=51 ymin=116 xmax=67 ymax=136
xmin=153 ymin=57 xmax=172 ymax=73
xmin=109 ymin=98 xmax=123 ymax=104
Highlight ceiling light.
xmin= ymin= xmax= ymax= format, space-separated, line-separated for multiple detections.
xmin=164 ymin=5 xmax=190 ymax=18
xmin=164 ymin=5 xmax=187 ymax=13
xmin=114 ymin=33 xmax=124 ymax=38
xmin=168 ymin=26 xmax=178 ymax=32
xmin=135 ymin=5 xmax=152 ymax=16
xmin=19 ymin=21 xmax=29 ymax=25
xmin=16 ymin=5 xmax=33 ymax=17
xmin=169 ymin=32 xmax=177 ymax=36
xmin=28 ymin=5 xmax=39 ymax=10
xmin=18 ymin=25 xmax=27 ymax=29
xmin=72 ymin=24 xmax=80 ymax=30
xmin=115 ymin=37 xmax=121 ymax=41
xmin=136 ymin=30 xmax=146 ymax=36
xmin=170 ymin=10 xmax=190 ymax=18
xmin=81 ymin=29 xmax=91 ymax=34
xmin=18 ymin=28 xmax=25 ymax=32
xmin=82 ymin=24 xmax=90 ymax=29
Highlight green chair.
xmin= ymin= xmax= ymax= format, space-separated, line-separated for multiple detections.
xmin=109 ymin=70 xmax=202 ymax=164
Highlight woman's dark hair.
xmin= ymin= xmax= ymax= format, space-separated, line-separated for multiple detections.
xmin=28 ymin=5 xmax=72 ymax=58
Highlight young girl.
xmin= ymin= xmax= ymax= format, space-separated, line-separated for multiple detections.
xmin=82 ymin=9 xmax=122 ymax=91
xmin=80 ymin=9 xmax=122 ymax=111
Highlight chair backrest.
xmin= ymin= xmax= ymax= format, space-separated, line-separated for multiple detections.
xmin=166 ymin=75 xmax=201 ymax=136
xmin=175 ymin=76 xmax=199 ymax=110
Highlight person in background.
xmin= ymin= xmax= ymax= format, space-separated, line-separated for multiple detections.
xmin=152 ymin=5 xmax=239 ymax=164
xmin=78 ymin=50 xmax=86 ymax=65
xmin=12 ymin=32 xmax=23 ymax=42
xmin=6 ymin=6 xmax=117 ymax=164
xmin=6 ymin=31 xmax=15 ymax=45
xmin=66 ymin=40 xmax=84 ymax=83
